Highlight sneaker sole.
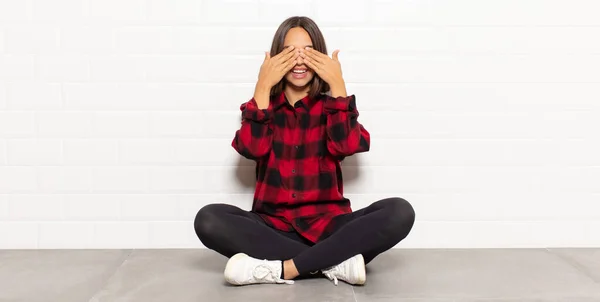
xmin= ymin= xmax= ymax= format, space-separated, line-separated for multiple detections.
xmin=224 ymin=253 xmax=248 ymax=285
xmin=355 ymin=254 xmax=366 ymax=285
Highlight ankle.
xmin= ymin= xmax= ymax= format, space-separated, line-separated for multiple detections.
xmin=283 ymin=259 xmax=300 ymax=280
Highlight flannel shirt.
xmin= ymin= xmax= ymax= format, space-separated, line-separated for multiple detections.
xmin=231 ymin=91 xmax=370 ymax=243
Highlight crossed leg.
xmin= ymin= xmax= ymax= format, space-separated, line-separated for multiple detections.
xmin=194 ymin=197 xmax=415 ymax=279
xmin=194 ymin=203 xmax=312 ymax=261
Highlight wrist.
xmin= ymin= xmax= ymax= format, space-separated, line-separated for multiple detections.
xmin=254 ymin=83 xmax=271 ymax=110
xmin=255 ymin=81 xmax=271 ymax=93
xmin=329 ymin=79 xmax=347 ymax=98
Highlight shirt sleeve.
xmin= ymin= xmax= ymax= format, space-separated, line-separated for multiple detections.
xmin=323 ymin=94 xmax=370 ymax=157
xmin=231 ymin=98 xmax=274 ymax=160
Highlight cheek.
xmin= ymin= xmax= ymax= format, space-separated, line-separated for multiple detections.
xmin=305 ymin=71 xmax=315 ymax=80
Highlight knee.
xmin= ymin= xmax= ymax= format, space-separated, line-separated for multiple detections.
xmin=193 ymin=204 xmax=225 ymax=243
xmin=380 ymin=197 xmax=416 ymax=239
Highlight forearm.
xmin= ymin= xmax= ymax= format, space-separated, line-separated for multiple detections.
xmin=231 ymin=98 xmax=273 ymax=160
xmin=329 ymin=80 xmax=347 ymax=98
xmin=324 ymin=95 xmax=370 ymax=156
xmin=253 ymin=82 xmax=271 ymax=110
xmin=232 ymin=121 xmax=272 ymax=159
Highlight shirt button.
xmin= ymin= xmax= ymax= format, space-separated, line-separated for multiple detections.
xmin=295 ymin=145 xmax=299 ymax=149
xmin=292 ymin=193 xmax=296 ymax=198
xmin=292 ymin=169 xmax=295 ymax=173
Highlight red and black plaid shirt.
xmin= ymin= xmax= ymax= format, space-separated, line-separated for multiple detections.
xmin=231 ymin=91 xmax=370 ymax=243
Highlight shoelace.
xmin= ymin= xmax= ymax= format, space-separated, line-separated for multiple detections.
xmin=252 ymin=261 xmax=294 ymax=285
xmin=322 ymin=266 xmax=341 ymax=286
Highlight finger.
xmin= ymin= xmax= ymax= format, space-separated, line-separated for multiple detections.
xmin=302 ymin=54 xmax=321 ymax=73
xmin=332 ymin=49 xmax=340 ymax=61
xmin=302 ymin=48 xmax=326 ymax=64
xmin=265 ymin=51 xmax=270 ymax=61
xmin=280 ymin=52 xmax=300 ymax=71
xmin=283 ymin=47 xmax=300 ymax=63
xmin=279 ymin=50 xmax=299 ymax=67
xmin=306 ymin=47 xmax=329 ymax=60
xmin=283 ymin=56 xmax=298 ymax=72
xmin=274 ymin=49 xmax=297 ymax=67
xmin=274 ymin=45 xmax=295 ymax=61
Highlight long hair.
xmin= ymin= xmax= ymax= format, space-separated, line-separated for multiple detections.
xmin=269 ymin=16 xmax=329 ymax=100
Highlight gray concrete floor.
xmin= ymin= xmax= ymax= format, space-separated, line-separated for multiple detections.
xmin=0 ymin=249 xmax=599 ymax=302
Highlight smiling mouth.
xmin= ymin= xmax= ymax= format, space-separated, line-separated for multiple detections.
xmin=292 ymin=69 xmax=307 ymax=74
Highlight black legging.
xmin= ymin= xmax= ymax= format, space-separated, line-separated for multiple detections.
xmin=194 ymin=197 xmax=415 ymax=276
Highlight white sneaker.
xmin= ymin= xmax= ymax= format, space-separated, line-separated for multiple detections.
xmin=224 ymin=253 xmax=294 ymax=285
xmin=322 ymin=254 xmax=366 ymax=286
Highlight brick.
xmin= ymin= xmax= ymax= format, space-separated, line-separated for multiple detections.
xmin=0 ymin=167 xmax=37 ymax=193
xmin=258 ymin=1 xmax=314 ymax=26
xmin=36 ymin=55 xmax=89 ymax=82
xmin=88 ymin=0 xmax=146 ymax=22
xmin=93 ymin=111 xmax=150 ymax=138
xmin=7 ymin=194 xmax=64 ymax=220
xmin=60 ymin=26 xmax=114 ymax=54
xmin=0 ymin=1 xmax=31 ymax=22
xmin=119 ymin=139 xmax=175 ymax=165
xmin=37 ymin=111 xmax=93 ymax=138
xmin=0 ymin=222 xmax=38 ymax=249
xmin=120 ymin=194 xmax=179 ymax=220
xmin=0 ymin=84 xmax=6 ymax=109
xmin=31 ymin=0 xmax=88 ymax=22
xmin=200 ymin=0 xmax=260 ymax=25
xmin=38 ymin=222 xmax=94 ymax=248
xmin=92 ymin=167 xmax=150 ymax=192
xmin=3 ymin=25 xmax=59 ymax=54
xmin=63 ymin=139 xmax=119 ymax=165
xmin=63 ymin=194 xmax=120 ymax=220
xmin=0 ymin=112 xmax=35 ymax=138
xmin=0 ymin=140 xmax=6 ymax=165
xmin=38 ymin=167 xmax=92 ymax=193
xmin=6 ymin=82 xmax=62 ymax=110
xmin=89 ymin=55 xmax=145 ymax=82
xmin=93 ymin=222 xmax=150 ymax=248
xmin=0 ymin=194 xmax=7 ymax=219
xmin=148 ymin=221 xmax=196 ymax=248
xmin=7 ymin=139 xmax=62 ymax=166
xmin=0 ymin=55 xmax=34 ymax=81
xmin=314 ymin=0 xmax=368 ymax=25
xmin=146 ymin=0 xmax=202 ymax=23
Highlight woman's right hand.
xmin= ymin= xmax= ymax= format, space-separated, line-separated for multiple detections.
xmin=257 ymin=45 xmax=300 ymax=89
xmin=253 ymin=46 xmax=299 ymax=109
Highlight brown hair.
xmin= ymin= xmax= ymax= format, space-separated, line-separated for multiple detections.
xmin=269 ymin=16 xmax=329 ymax=101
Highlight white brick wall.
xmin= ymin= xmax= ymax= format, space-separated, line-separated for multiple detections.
xmin=1 ymin=0 xmax=599 ymax=249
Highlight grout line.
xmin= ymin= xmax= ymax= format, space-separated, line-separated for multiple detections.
xmin=352 ymin=286 xmax=358 ymax=302
xmin=545 ymin=248 xmax=600 ymax=285
xmin=87 ymin=249 xmax=135 ymax=302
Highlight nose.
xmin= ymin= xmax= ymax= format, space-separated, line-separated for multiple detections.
xmin=296 ymin=53 xmax=305 ymax=65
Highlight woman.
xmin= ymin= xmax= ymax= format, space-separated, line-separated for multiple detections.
xmin=194 ymin=16 xmax=415 ymax=286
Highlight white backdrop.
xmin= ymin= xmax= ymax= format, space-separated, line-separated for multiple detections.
xmin=1 ymin=0 xmax=599 ymax=249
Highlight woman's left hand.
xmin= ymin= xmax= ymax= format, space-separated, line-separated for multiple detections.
xmin=300 ymin=48 xmax=347 ymax=97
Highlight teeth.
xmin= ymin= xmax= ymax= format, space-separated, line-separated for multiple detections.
xmin=293 ymin=70 xmax=306 ymax=74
